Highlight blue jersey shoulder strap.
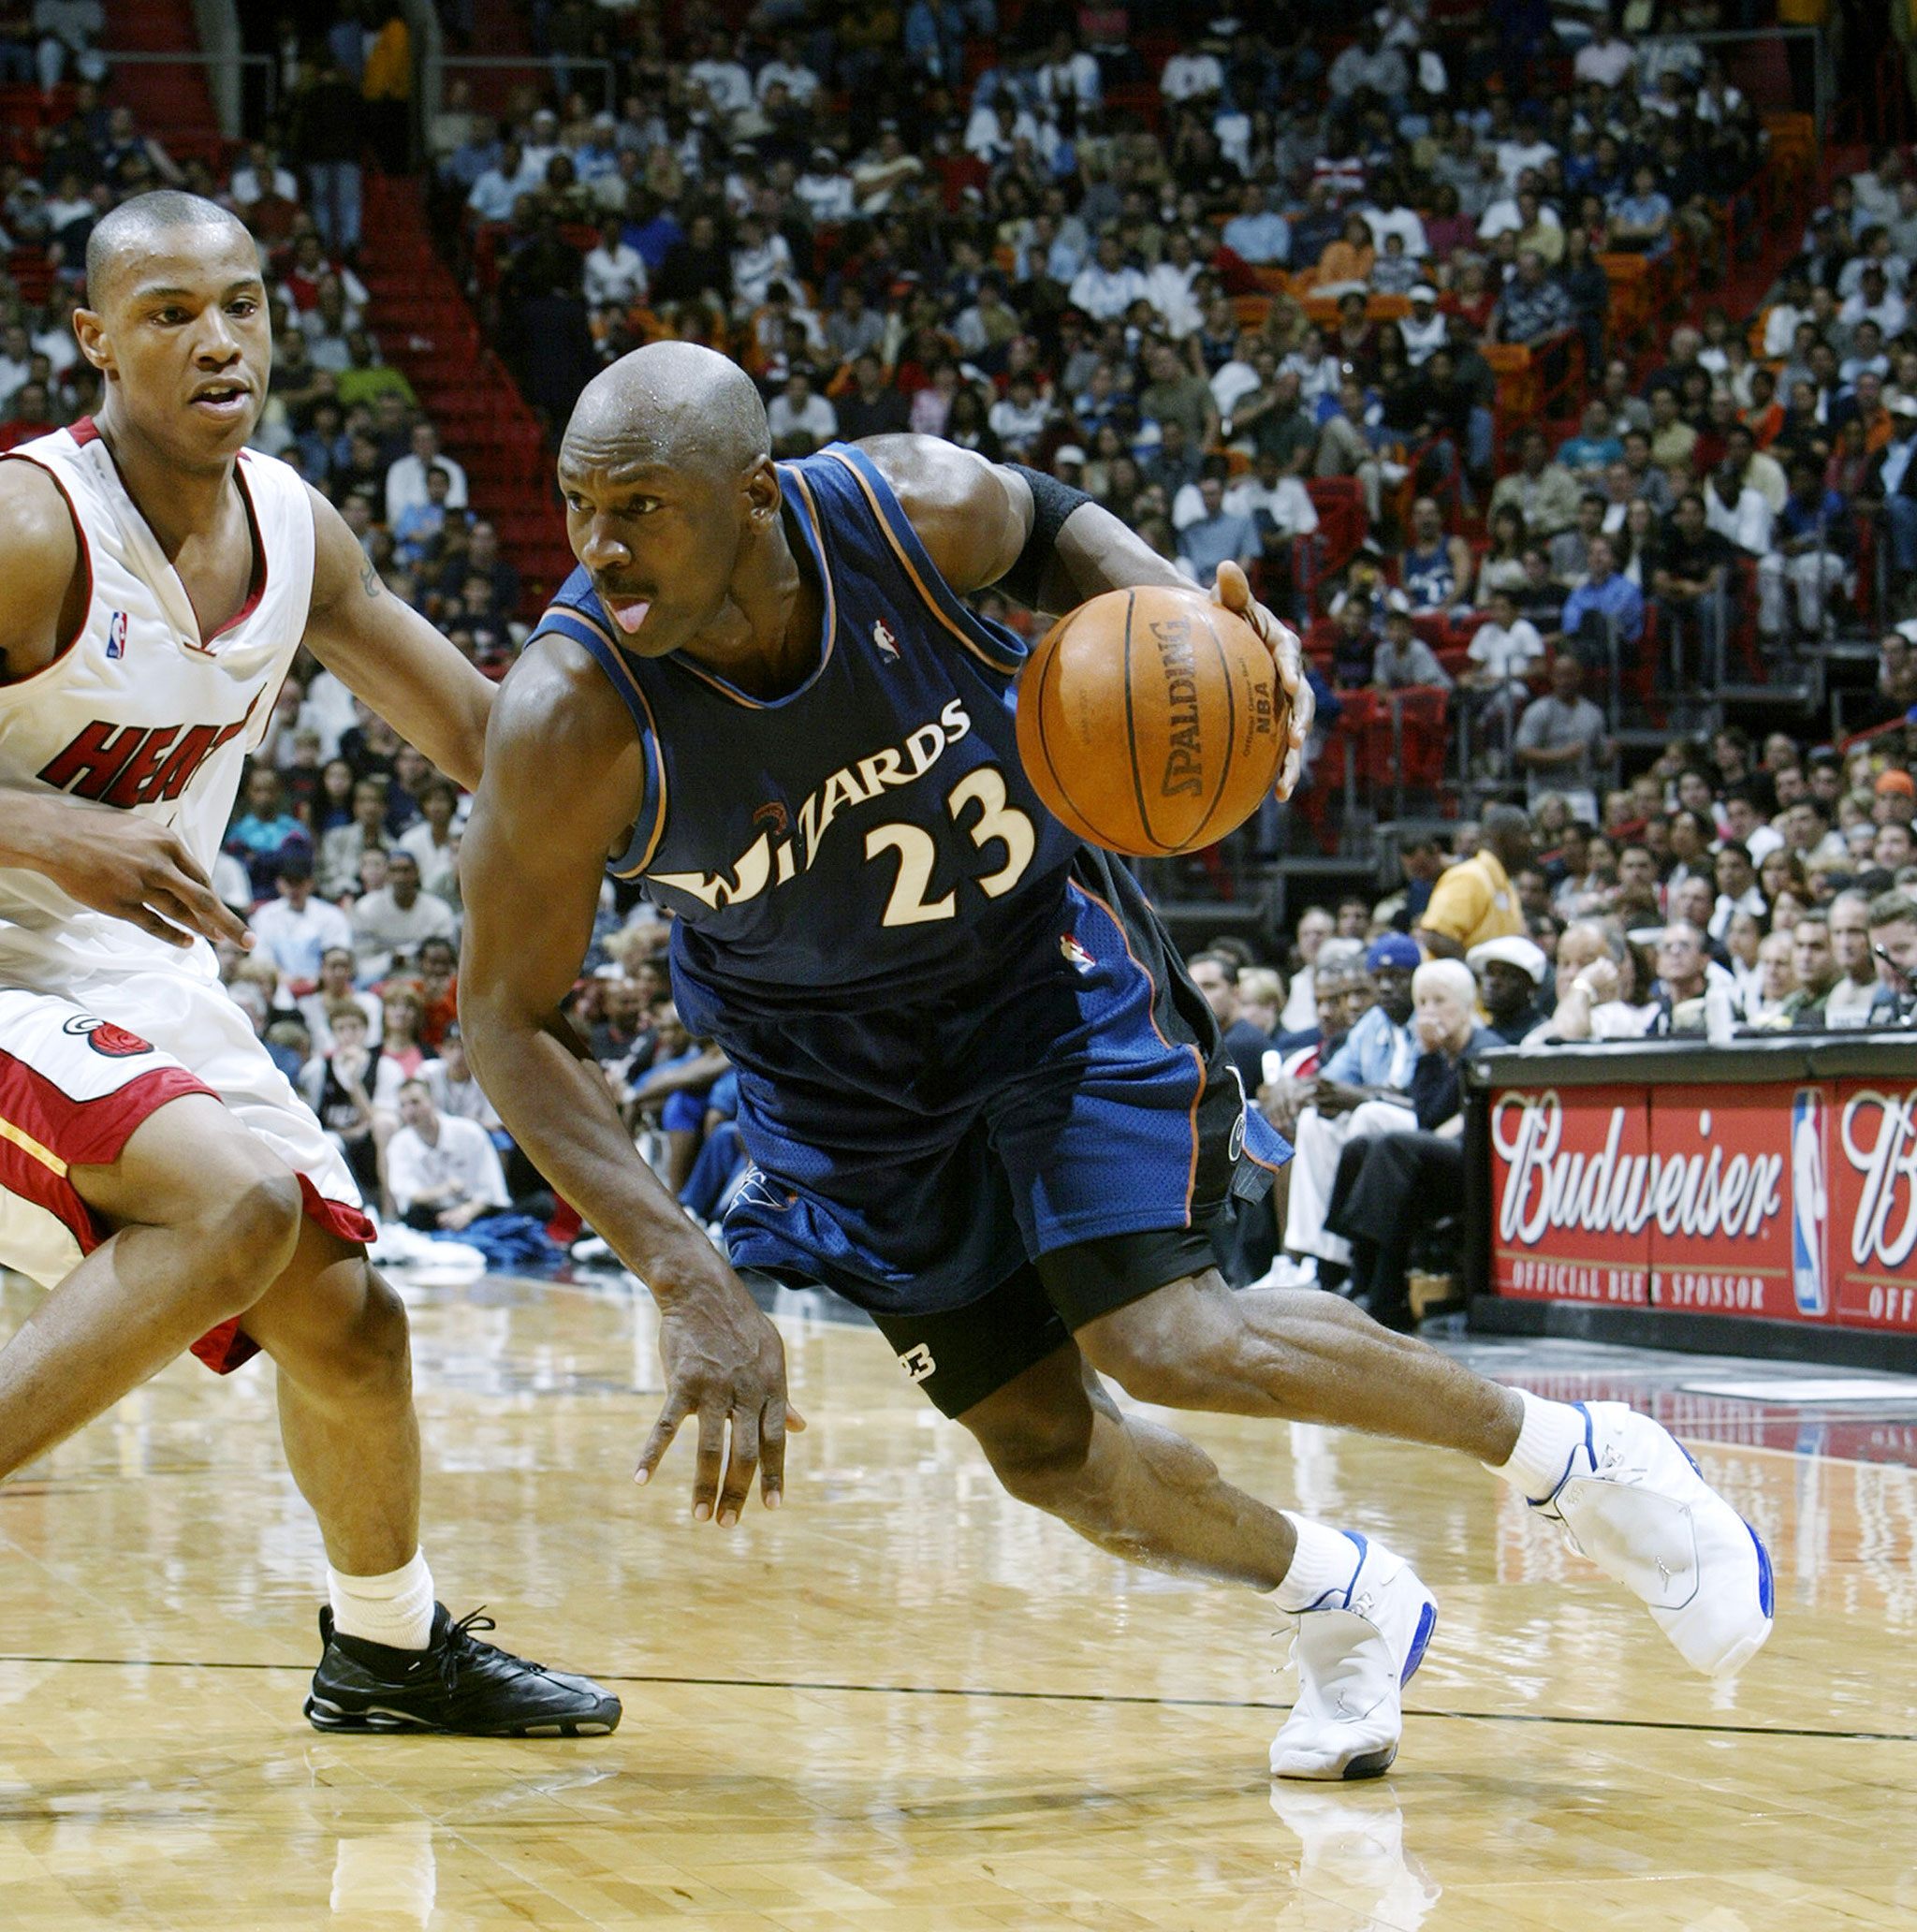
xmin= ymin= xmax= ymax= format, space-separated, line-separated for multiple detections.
xmin=807 ymin=442 xmax=1028 ymax=678
xmin=525 ymin=567 xmax=670 ymax=879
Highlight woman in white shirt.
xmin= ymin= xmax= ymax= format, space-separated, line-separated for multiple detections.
xmin=1460 ymin=587 xmax=1543 ymax=754
xmin=398 ymin=779 xmax=461 ymax=903
xmin=1281 ymin=328 xmax=1341 ymax=409
xmin=583 ymin=217 xmax=648 ymax=312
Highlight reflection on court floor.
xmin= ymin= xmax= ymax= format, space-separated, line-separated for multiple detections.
xmin=0 ymin=1266 xmax=1912 ymax=1930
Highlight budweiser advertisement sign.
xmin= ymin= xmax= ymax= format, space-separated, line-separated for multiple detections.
xmin=1489 ymin=1084 xmax=1652 ymax=1307
xmin=1489 ymin=1078 xmax=1917 ymax=1332
xmin=1831 ymin=1082 xmax=1917 ymax=1331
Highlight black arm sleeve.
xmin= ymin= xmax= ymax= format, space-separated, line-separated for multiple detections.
xmin=993 ymin=463 xmax=1096 ymax=609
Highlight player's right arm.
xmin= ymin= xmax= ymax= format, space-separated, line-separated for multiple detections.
xmin=458 ymin=639 xmax=801 ymax=1525
xmin=0 ymin=461 xmax=250 ymax=951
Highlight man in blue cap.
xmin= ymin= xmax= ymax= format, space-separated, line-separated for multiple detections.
xmin=1279 ymin=930 xmax=1422 ymax=1279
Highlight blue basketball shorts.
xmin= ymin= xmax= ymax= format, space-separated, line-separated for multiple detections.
xmin=718 ymin=850 xmax=1292 ymax=1414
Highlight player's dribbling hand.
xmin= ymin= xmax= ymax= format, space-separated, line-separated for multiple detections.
xmin=634 ymin=1249 xmax=807 ymax=1527
xmin=14 ymin=793 xmax=253 ymax=951
xmin=1211 ymin=559 xmax=1314 ymax=802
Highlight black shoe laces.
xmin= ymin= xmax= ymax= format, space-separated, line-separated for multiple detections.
xmin=440 ymin=1607 xmax=549 ymax=1695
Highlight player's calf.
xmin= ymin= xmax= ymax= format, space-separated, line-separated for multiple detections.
xmin=961 ymin=1345 xmax=1299 ymax=1591
xmin=1075 ymin=1270 xmax=1329 ymax=1416
xmin=0 ymin=1100 xmax=306 ymax=1483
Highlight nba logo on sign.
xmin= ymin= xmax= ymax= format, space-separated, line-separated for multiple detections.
xmin=871 ymin=619 xmax=900 ymax=660
xmin=1792 ymin=1086 xmax=1827 ymax=1315
xmin=106 ymin=611 xmax=127 ymax=660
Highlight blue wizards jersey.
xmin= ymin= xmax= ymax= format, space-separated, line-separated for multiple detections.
xmin=529 ymin=442 xmax=1288 ymax=1316
xmin=533 ymin=443 xmax=1082 ymax=1009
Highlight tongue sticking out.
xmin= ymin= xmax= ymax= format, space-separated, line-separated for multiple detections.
xmin=608 ymin=598 xmax=651 ymax=635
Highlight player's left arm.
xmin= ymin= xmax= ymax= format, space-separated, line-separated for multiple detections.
xmin=857 ymin=433 xmax=1313 ymax=798
xmin=299 ymin=484 xmax=495 ymax=791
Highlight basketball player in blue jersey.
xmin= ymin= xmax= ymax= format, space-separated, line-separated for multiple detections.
xmin=460 ymin=344 xmax=1773 ymax=1780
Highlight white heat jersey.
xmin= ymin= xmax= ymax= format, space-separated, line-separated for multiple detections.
xmin=0 ymin=420 xmax=316 ymax=986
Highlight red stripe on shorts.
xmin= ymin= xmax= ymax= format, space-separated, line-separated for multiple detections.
xmin=0 ymin=1054 xmax=214 ymax=1255
xmin=296 ymin=1172 xmax=376 ymax=1247
xmin=0 ymin=1046 xmax=375 ymax=1378
xmin=0 ymin=1047 xmax=214 ymax=1169
xmin=0 ymin=1123 xmax=98 ymax=1252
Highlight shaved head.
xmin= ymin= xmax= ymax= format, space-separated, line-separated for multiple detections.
xmin=85 ymin=190 xmax=256 ymax=308
xmin=561 ymin=341 xmax=769 ymax=484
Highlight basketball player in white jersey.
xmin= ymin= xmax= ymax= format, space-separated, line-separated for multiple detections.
xmin=0 ymin=191 xmax=617 ymax=1734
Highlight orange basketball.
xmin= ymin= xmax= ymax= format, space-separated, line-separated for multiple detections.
xmin=1016 ymin=585 xmax=1289 ymax=857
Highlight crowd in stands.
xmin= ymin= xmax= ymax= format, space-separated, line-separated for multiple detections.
xmin=399 ymin=2 xmax=1906 ymax=790
xmin=1182 ymin=710 xmax=1917 ymax=1325
xmin=11 ymin=4 xmax=1911 ymax=1274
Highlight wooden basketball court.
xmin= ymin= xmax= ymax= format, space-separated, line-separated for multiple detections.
xmin=1 ymin=1263 xmax=1912 ymax=1929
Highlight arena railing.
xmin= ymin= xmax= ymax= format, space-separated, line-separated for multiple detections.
xmin=94 ymin=49 xmax=276 ymax=147
xmin=423 ymin=53 xmax=619 ymax=124
xmin=1631 ymin=26 xmax=1833 ymax=148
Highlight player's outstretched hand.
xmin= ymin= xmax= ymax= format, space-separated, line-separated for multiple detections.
xmin=1212 ymin=559 xmax=1314 ymax=802
xmin=634 ymin=1246 xmax=807 ymax=1526
xmin=8 ymin=792 xmax=253 ymax=951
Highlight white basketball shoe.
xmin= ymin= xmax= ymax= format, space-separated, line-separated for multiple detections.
xmin=1527 ymin=1401 xmax=1774 ymax=1678
xmin=1269 ymin=1534 xmax=1438 ymax=1781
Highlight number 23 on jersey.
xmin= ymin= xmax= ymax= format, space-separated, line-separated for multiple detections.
xmin=865 ymin=766 xmax=1036 ymax=928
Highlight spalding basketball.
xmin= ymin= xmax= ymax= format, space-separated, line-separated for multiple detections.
xmin=1016 ymin=584 xmax=1289 ymax=857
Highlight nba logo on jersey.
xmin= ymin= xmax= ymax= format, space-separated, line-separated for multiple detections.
xmin=106 ymin=611 xmax=127 ymax=660
xmin=871 ymin=618 xmax=900 ymax=660
xmin=1060 ymin=934 xmax=1095 ymax=973
xmin=1791 ymin=1086 xmax=1827 ymax=1316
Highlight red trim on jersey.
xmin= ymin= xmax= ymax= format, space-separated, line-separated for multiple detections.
xmin=192 ymin=1178 xmax=373 ymax=1377
xmin=76 ymin=420 xmax=267 ymax=652
xmin=0 ymin=444 xmax=95 ymax=676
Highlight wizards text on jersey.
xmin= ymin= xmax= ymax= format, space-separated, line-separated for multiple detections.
xmin=529 ymin=442 xmax=1084 ymax=1013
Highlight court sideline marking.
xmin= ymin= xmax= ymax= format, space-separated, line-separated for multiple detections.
xmin=0 ymin=1652 xmax=1908 ymax=1745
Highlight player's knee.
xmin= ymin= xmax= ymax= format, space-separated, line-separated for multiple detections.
xmin=339 ymin=1266 xmax=413 ymax=1396
xmin=189 ymin=1168 xmax=306 ymax=1316
xmin=306 ymin=1263 xmax=414 ymax=1401
xmin=1076 ymin=1286 xmax=1233 ymax=1409
xmin=973 ymin=1404 xmax=1097 ymax=1511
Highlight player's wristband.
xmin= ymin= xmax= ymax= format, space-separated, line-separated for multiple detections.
xmin=997 ymin=463 xmax=1096 ymax=609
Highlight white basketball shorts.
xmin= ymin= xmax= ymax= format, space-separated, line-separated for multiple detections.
xmin=0 ymin=967 xmax=371 ymax=1372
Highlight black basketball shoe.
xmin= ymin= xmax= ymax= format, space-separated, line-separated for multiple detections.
xmin=304 ymin=1604 xmax=622 ymax=1736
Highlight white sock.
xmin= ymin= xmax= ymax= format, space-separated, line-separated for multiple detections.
xmin=329 ymin=1550 xmax=435 ymax=1651
xmin=1273 ymin=1513 xmax=1366 ymax=1612
xmin=1487 ymin=1390 xmax=1589 ymax=1502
